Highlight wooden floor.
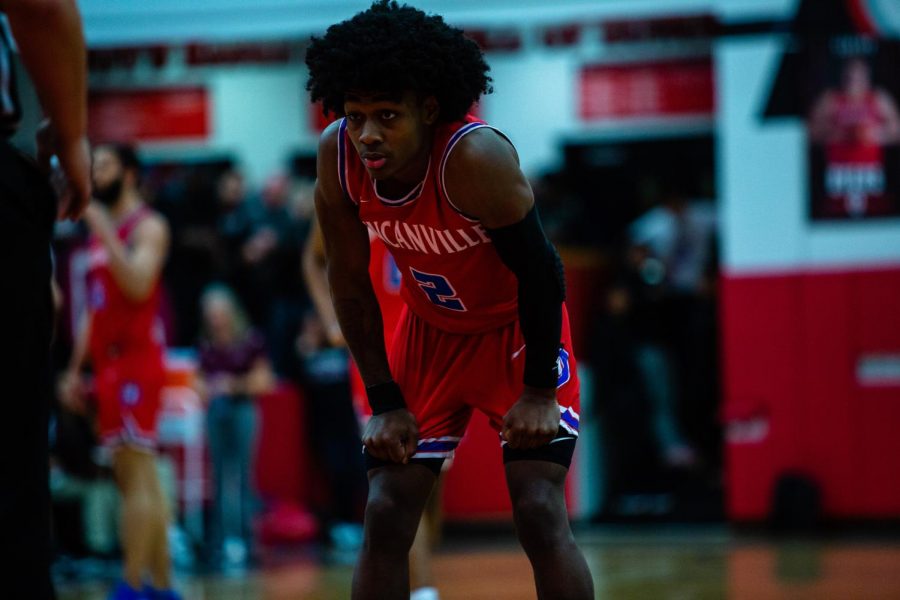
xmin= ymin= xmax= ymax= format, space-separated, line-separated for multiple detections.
xmin=57 ymin=528 xmax=900 ymax=599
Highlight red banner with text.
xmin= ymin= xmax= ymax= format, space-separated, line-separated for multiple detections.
xmin=89 ymin=87 xmax=210 ymax=142
xmin=580 ymin=58 xmax=714 ymax=121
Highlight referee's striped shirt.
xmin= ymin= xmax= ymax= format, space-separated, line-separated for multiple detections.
xmin=0 ymin=13 xmax=21 ymax=137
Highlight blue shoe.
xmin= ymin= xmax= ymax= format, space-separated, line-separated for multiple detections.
xmin=108 ymin=580 xmax=151 ymax=600
xmin=146 ymin=587 xmax=183 ymax=600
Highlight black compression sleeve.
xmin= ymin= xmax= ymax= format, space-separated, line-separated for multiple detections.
xmin=486 ymin=205 xmax=566 ymax=389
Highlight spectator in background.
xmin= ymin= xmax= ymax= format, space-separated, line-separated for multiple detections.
xmin=629 ymin=187 xmax=718 ymax=470
xmin=294 ymin=309 xmax=367 ymax=554
xmin=592 ymin=264 xmax=663 ymax=512
xmin=0 ymin=2 xmax=90 ymax=596
xmin=215 ymin=169 xmax=258 ymax=292
xmin=236 ymin=172 xmax=312 ymax=376
xmin=154 ymin=164 xmax=227 ymax=346
xmin=195 ymin=285 xmax=274 ymax=571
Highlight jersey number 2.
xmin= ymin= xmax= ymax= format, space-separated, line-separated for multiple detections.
xmin=410 ymin=268 xmax=466 ymax=312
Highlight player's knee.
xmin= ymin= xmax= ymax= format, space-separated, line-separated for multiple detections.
xmin=512 ymin=489 xmax=571 ymax=551
xmin=364 ymin=492 xmax=419 ymax=551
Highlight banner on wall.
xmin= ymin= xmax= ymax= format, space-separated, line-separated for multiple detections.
xmin=88 ymin=87 xmax=210 ymax=142
xmin=579 ymin=58 xmax=714 ymax=122
xmin=807 ymin=40 xmax=900 ymax=219
xmin=763 ymin=0 xmax=900 ymax=221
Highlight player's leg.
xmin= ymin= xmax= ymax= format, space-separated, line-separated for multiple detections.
xmin=147 ymin=462 xmax=173 ymax=591
xmin=352 ymin=463 xmax=437 ymax=600
xmin=505 ymin=459 xmax=593 ymax=600
xmin=112 ymin=446 xmax=170 ymax=590
xmin=408 ymin=474 xmax=444 ymax=599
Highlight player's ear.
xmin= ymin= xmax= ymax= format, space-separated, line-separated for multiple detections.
xmin=422 ymin=96 xmax=440 ymax=125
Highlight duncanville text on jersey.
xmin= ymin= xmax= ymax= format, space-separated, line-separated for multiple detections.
xmin=363 ymin=220 xmax=492 ymax=255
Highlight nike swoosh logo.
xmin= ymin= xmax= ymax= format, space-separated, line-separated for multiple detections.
xmin=511 ymin=344 xmax=526 ymax=360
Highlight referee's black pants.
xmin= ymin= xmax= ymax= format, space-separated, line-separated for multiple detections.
xmin=0 ymin=139 xmax=57 ymax=599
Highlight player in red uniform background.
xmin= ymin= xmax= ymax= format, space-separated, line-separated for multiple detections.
xmin=306 ymin=2 xmax=593 ymax=599
xmin=58 ymin=144 xmax=180 ymax=600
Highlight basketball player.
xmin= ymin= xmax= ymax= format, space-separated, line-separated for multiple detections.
xmin=809 ymin=57 xmax=900 ymax=216
xmin=58 ymin=144 xmax=180 ymax=600
xmin=0 ymin=1 xmax=89 ymax=597
xmin=305 ymin=3 xmax=594 ymax=599
xmin=305 ymin=219 xmax=443 ymax=600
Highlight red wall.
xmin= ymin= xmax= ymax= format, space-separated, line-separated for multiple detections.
xmin=721 ymin=266 xmax=900 ymax=520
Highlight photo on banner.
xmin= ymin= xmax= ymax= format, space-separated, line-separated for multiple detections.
xmin=806 ymin=38 xmax=900 ymax=220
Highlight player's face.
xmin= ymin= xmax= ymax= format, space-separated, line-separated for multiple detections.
xmin=844 ymin=60 xmax=871 ymax=96
xmin=91 ymin=147 xmax=125 ymax=206
xmin=343 ymin=91 xmax=438 ymax=183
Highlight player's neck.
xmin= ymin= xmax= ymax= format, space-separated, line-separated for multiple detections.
xmin=377 ymin=134 xmax=433 ymax=199
xmin=109 ymin=190 xmax=143 ymax=221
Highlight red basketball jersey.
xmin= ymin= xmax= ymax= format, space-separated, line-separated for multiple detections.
xmin=339 ymin=116 xmax=519 ymax=335
xmin=368 ymin=232 xmax=404 ymax=342
xmin=827 ymin=91 xmax=885 ymax=163
xmin=86 ymin=206 xmax=165 ymax=368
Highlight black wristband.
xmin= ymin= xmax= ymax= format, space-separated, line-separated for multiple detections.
xmin=366 ymin=380 xmax=407 ymax=415
xmin=524 ymin=347 xmax=561 ymax=389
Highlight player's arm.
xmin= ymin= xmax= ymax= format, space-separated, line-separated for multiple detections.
xmin=302 ymin=216 xmax=346 ymax=347
xmin=83 ymin=205 xmax=170 ymax=302
xmin=58 ymin=310 xmax=91 ymax=413
xmin=808 ymin=92 xmax=837 ymax=144
xmin=446 ymin=129 xmax=565 ymax=450
xmin=314 ymin=122 xmax=417 ymax=463
xmin=1 ymin=0 xmax=90 ymax=219
xmin=876 ymin=90 xmax=900 ymax=144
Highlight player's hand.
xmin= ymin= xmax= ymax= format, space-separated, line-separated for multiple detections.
xmin=363 ymin=409 xmax=419 ymax=464
xmin=502 ymin=387 xmax=559 ymax=450
xmin=325 ymin=322 xmax=346 ymax=347
xmin=54 ymin=133 xmax=92 ymax=221
xmin=82 ymin=201 xmax=113 ymax=234
xmin=35 ymin=119 xmax=55 ymax=174
xmin=57 ymin=369 xmax=86 ymax=414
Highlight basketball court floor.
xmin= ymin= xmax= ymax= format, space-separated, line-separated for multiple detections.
xmin=55 ymin=527 xmax=900 ymax=599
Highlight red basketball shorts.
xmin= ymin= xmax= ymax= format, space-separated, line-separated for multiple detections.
xmin=387 ymin=304 xmax=581 ymax=462
xmin=95 ymin=354 xmax=165 ymax=452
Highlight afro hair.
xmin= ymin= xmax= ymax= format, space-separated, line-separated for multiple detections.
xmin=306 ymin=0 xmax=492 ymax=123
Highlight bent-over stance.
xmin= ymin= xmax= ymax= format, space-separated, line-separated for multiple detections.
xmin=306 ymin=3 xmax=594 ymax=599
